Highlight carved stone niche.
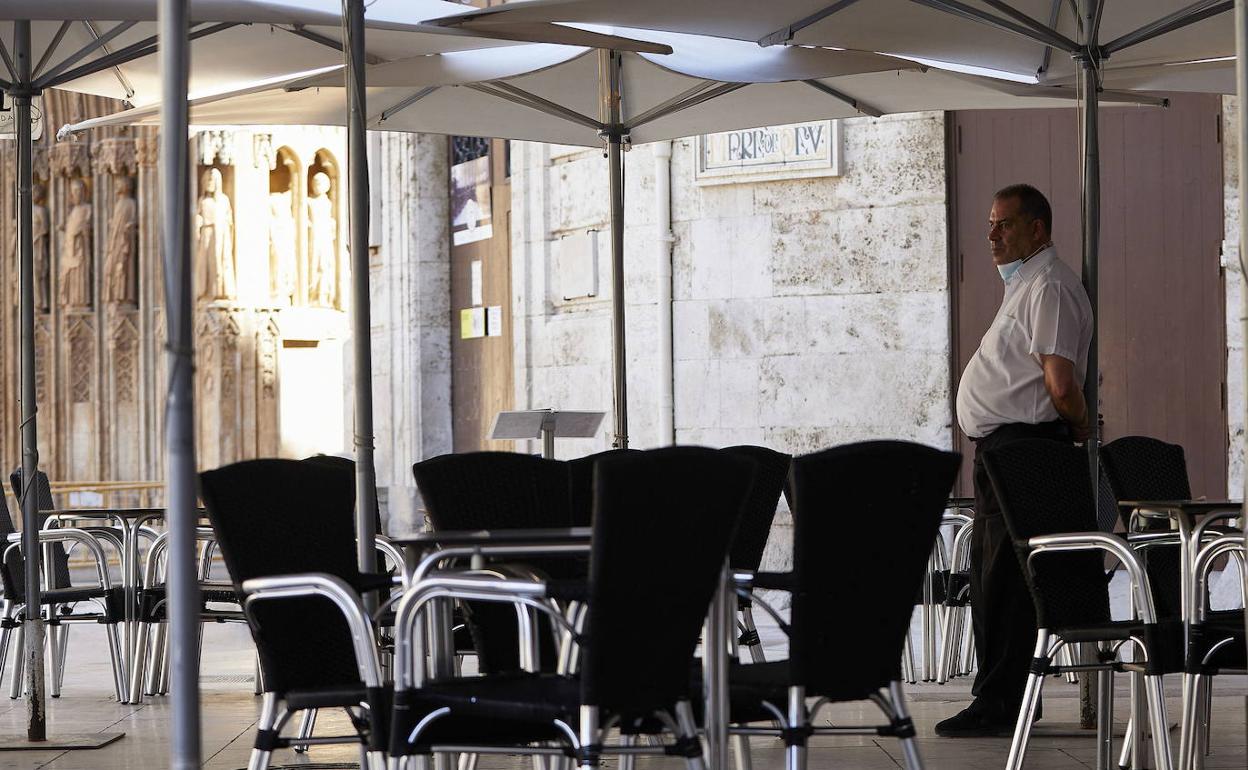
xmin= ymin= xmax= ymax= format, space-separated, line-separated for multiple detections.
xmin=92 ymin=138 xmax=137 ymax=177
xmin=195 ymin=306 xmax=243 ymax=470
xmin=50 ymin=142 xmax=91 ymax=180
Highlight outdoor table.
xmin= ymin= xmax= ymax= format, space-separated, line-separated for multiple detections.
xmin=391 ymin=526 xmax=734 ymax=768
xmin=39 ymin=506 xmax=209 ymax=703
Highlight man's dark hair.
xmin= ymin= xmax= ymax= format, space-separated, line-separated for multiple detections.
xmin=994 ymin=183 xmax=1052 ymax=235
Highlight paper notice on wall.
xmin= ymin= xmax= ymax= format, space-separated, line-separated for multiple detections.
xmin=486 ymin=305 xmax=503 ymax=337
xmin=470 ymin=260 xmax=483 ymax=306
xmin=451 ymin=155 xmax=492 ymax=245
xmin=460 ymin=307 xmax=485 ymax=339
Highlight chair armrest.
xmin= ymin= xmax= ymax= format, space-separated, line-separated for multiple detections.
xmin=9 ymin=527 xmax=113 ymax=590
xmin=374 ymin=535 xmax=408 ymax=588
xmin=392 ymin=573 xmax=568 ymax=690
xmin=1026 ymin=531 xmax=1158 ymax=623
xmin=1192 ymin=534 xmax=1245 ymax=623
xmin=241 ymin=572 xmax=383 ymax=688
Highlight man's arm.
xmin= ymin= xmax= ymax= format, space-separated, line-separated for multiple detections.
xmin=1039 ymin=353 xmax=1089 ymax=442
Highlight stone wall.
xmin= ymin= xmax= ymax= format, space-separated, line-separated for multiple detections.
xmin=1224 ymin=95 xmax=1244 ymax=499
xmin=508 ymin=112 xmax=952 ymax=569
xmin=364 ymin=131 xmax=453 ymax=535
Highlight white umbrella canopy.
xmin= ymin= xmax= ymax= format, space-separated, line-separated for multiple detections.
xmin=61 ymin=34 xmax=1153 ymax=146
xmin=0 ymin=0 xmax=670 ymax=103
xmin=426 ymin=0 xmax=1234 ymax=84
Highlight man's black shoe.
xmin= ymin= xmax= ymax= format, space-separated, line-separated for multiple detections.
xmin=933 ymin=706 xmax=1015 ymax=738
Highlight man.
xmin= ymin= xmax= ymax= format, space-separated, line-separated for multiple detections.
xmin=935 ymin=184 xmax=1093 ymax=737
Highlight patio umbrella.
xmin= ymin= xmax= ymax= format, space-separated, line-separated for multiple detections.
xmin=0 ymin=1 xmax=666 ymax=763
xmin=62 ymin=30 xmax=1160 ymax=452
xmin=428 ymin=0 xmax=1235 ymax=486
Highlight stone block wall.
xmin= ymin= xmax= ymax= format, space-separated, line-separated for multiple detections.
xmin=1224 ymin=95 xmax=1244 ymax=499
xmin=365 ymin=131 xmax=453 ymax=535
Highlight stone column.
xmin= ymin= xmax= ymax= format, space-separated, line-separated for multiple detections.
xmin=94 ymin=137 xmax=142 ymax=482
xmin=50 ymin=140 xmax=95 ymax=480
xmin=195 ymin=306 xmax=243 ymax=470
xmin=135 ymin=133 xmax=162 ymax=481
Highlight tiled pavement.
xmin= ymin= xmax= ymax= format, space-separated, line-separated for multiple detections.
xmin=0 ymin=621 xmax=1241 ymax=769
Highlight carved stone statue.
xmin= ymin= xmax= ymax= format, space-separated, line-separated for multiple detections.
xmin=103 ymin=176 xmax=138 ymax=306
xmin=194 ymin=167 xmax=235 ymax=302
xmin=59 ymin=178 xmax=93 ymax=309
xmin=32 ymin=183 xmax=50 ymax=312
xmin=306 ymin=171 xmax=337 ymax=307
xmin=268 ymin=190 xmax=297 ymax=304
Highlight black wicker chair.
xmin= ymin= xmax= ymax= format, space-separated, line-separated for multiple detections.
xmin=720 ymin=445 xmax=790 ymax=664
xmin=389 ymin=446 xmax=757 ymax=769
xmin=200 ymin=458 xmax=393 ymax=770
xmin=1103 ymin=436 xmax=1246 ymax=768
xmin=413 ymin=451 xmax=579 ymax=676
xmin=982 ymin=439 xmax=1176 ymax=770
xmin=726 ymin=440 xmax=958 ymax=770
xmin=0 ymin=475 xmax=126 ymax=702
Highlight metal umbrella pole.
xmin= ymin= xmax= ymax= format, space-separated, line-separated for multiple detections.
xmin=13 ymin=19 xmax=46 ymax=744
xmin=599 ymin=49 xmax=629 ymax=449
xmin=342 ymin=0 xmax=379 ymax=582
xmin=159 ymin=0 xmax=201 ymax=767
xmin=1237 ymin=0 xmax=1248 ymax=672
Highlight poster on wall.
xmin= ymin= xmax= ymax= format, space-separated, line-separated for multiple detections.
xmin=451 ymin=154 xmax=492 ymax=245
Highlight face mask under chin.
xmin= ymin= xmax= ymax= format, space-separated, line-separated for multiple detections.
xmin=997 ymin=260 xmax=1022 ymax=282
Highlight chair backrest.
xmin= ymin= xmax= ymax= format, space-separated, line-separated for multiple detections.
xmin=301 ymin=454 xmax=383 ymax=532
xmin=982 ymin=440 xmax=1112 ymax=629
xmin=721 ymin=445 xmax=790 ymax=572
xmin=8 ymin=468 xmax=70 ymax=591
xmin=787 ymin=441 xmax=958 ymax=697
xmin=199 ymin=458 xmax=363 ymax=696
xmin=413 ymin=452 xmax=572 ymax=530
xmin=1100 ymin=436 xmax=1191 ymax=619
xmin=1101 ymin=436 xmax=1192 ymax=512
xmin=0 ymin=492 xmax=21 ymax=601
xmin=566 ymin=448 xmax=637 ymax=527
xmin=581 ymin=446 xmax=755 ymax=715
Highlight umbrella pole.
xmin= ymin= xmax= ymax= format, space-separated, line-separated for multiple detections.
xmin=160 ymin=0 xmax=202 ymax=767
xmin=1236 ymin=0 xmax=1248 ymax=668
xmin=13 ymin=19 xmax=46 ymax=744
xmin=1079 ymin=54 xmax=1100 ymax=507
xmin=343 ymin=0 xmax=379 ymax=581
xmin=601 ymin=50 xmax=628 ymax=449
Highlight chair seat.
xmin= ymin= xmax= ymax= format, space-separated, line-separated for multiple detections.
xmin=1052 ymin=619 xmax=1185 ymax=674
xmin=1189 ymin=614 xmax=1247 ymax=674
xmin=391 ymin=673 xmax=575 ymax=753
xmin=711 ymin=661 xmax=891 ymax=724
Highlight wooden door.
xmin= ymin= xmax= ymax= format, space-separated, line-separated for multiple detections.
xmin=450 ymin=138 xmax=514 ymax=452
xmin=949 ymin=94 xmax=1227 ymax=496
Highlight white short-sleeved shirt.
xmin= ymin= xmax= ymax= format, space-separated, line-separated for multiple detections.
xmin=955 ymin=246 xmax=1093 ymax=439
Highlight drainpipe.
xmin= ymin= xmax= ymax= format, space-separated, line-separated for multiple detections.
xmin=655 ymin=141 xmax=675 ymax=445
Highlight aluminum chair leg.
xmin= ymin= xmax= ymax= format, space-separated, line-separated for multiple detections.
xmin=47 ymin=623 xmax=61 ymax=699
xmin=145 ymin=621 xmax=166 ymax=696
xmin=293 ymin=708 xmax=317 ymax=753
xmin=1096 ymin=664 xmax=1114 ymax=770
xmin=104 ymin=622 xmax=127 ymax=703
xmin=618 ymin=734 xmax=636 ymax=770
xmin=740 ymin=606 xmax=765 ymax=663
xmin=249 ymin=692 xmax=282 ymax=770
xmin=732 ymin=734 xmax=754 ymax=770
xmin=56 ymin=624 xmax=70 ymax=694
xmin=0 ymin=620 xmax=12 ymax=691
xmin=457 ymin=752 xmax=479 ymax=770
xmin=1006 ymin=632 xmax=1049 ymax=770
xmin=1179 ymin=673 xmax=1196 ymax=770
xmin=8 ymin=624 xmax=23 ymax=699
xmin=1200 ymin=676 xmax=1213 ymax=763
xmin=958 ymin=608 xmax=975 ymax=675
xmin=1143 ymin=674 xmax=1175 ymax=770
xmin=902 ymin=629 xmax=917 ymax=684
xmin=674 ymin=700 xmax=707 ymax=770
xmin=786 ymin=685 xmax=807 ymax=770
xmin=129 ymin=622 xmax=151 ymax=704
xmin=578 ymin=705 xmax=600 ymax=769
xmin=884 ymin=681 xmax=924 ymax=770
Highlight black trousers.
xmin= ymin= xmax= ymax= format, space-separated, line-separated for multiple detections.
xmin=969 ymin=420 xmax=1069 ymax=717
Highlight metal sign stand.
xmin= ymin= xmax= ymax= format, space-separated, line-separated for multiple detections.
xmin=490 ymin=410 xmax=607 ymax=459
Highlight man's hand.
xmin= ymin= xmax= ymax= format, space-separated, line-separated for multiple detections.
xmin=1039 ymin=353 xmax=1090 ymax=442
